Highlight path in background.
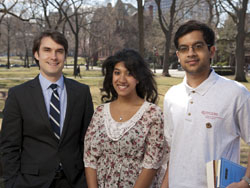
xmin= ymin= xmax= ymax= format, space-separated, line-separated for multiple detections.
xmin=154 ymin=69 xmax=185 ymax=77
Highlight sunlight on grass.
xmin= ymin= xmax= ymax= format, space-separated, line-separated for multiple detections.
xmin=0 ymin=66 xmax=250 ymax=165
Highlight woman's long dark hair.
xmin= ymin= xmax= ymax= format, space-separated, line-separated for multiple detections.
xmin=101 ymin=48 xmax=158 ymax=104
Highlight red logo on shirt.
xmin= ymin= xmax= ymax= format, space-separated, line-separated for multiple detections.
xmin=201 ymin=111 xmax=223 ymax=120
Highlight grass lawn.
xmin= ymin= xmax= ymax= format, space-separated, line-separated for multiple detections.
xmin=0 ymin=66 xmax=250 ymax=166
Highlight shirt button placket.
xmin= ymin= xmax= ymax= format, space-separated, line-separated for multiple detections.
xmin=186 ymin=91 xmax=195 ymax=121
xmin=185 ymin=97 xmax=193 ymax=121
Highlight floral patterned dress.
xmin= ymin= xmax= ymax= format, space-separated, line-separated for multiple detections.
xmin=84 ymin=101 xmax=167 ymax=188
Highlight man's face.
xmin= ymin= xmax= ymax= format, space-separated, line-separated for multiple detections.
xmin=176 ymin=30 xmax=215 ymax=77
xmin=34 ymin=36 xmax=66 ymax=82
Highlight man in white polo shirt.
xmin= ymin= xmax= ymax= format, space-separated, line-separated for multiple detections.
xmin=160 ymin=20 xmax=250 ymax=188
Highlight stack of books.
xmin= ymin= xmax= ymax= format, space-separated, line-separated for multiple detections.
xmin=206 ymin=158 xmax=246 ymax=188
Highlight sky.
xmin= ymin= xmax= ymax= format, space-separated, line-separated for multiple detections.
xmin=99 ymin=0 xmax=138 ymax=7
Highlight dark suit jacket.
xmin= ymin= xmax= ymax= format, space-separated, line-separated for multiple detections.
xmin=0 ymin=76 xmax=94 ymax=188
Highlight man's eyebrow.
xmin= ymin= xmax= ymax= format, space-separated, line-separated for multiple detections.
xmin=179 ymin=41 xmax=204 ymax=46
xmin=41 ymin=47 xmax=65 ymax=51
xmin=41 ymin=46 xmax=51 ymax=50
xmin=56 ymin=48 xmax=65 ymax=51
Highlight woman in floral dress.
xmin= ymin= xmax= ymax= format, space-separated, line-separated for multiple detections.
xmin=84 ymin=49 xmax=168 ymax=188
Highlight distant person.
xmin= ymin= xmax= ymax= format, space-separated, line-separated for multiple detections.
xmin=0 ymin=30 xmax=94 ymax=188
xmin=161 ymin=20 xmax=250 ymax=188
xmin=84 ymin=49 xmax=168 ymax=187
xmin=85 ymin=63 xmax=89 ymax=71
xmin=75 ymin=65 xmax=81 ymax=78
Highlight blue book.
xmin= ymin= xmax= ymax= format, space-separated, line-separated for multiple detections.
xmin=218 ymin=158 xmax=246 ymax=188
xmin=206 ymin=158 xmax=246 ymax=188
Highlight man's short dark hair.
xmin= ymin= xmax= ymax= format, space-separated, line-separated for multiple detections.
xmin=174 ymin=20 xmax=215 ymax=49
xmin=32 ymin=30 xmax=68 ymax=65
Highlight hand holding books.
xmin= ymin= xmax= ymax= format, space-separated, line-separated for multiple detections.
xmin=206 ymin=158 xmax=246 ymax=188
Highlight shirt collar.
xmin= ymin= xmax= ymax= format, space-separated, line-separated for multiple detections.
xmin=183 ymin=69 xmax=219 ymax=96
xmin=39 ymin=73 xmax=64 ymax=91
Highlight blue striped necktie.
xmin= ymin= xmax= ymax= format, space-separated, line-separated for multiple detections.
xmin=49 ymin=84 xmax=60 ymax=139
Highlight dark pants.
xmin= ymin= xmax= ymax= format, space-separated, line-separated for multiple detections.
xmin=49 ymin=170 xmax=72 ymax=188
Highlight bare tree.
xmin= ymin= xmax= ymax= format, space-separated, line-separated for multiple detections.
xmin=219 ymin=0 xmax=249 ymax=82
xmin=155 ymin=0 xmax=176 ymax=76
xmin=49 ymin=0 xmax=94 ymax=76
xmin=90 ymin=3 xmax=119 ymax=62
xmin=144 ymin=16 xmax=165 ymax=65
xmin=155 ymin=0 xmax=208 ymax=76
xmin=216 ymin=16 xmax=236 ymax=66
xmin=1 ymin=16 xmax=16 ymax=68
xmin=15 ymin=20 xmax=33 ymax=67
xmin=89 ymin=5 xmax=113 ymax=67
xmin=137 ymin=0 xmax=144 ymax=57
xmin=30 ymin=0 xmax=67 ymax=30
xmin=205 ymin=0 xmax=220 ymax=27
xmin=89 ymin=1 xmax=138 ymax=63
xmin=0 ymin=0 xmax=34 ymax=21
xmin=0 ymin=0 xmax=18 ymax=42
xmin=0 ymin=0 xmax=40 ymax=68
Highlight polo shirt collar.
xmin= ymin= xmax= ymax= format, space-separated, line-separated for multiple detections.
xmin=183 ymin=69 xmax=219 ymax=96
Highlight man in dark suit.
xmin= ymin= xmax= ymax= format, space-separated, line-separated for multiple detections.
xmin=0 ymin=30 xmax=94 ymax=188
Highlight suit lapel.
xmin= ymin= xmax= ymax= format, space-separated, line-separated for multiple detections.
xmin=29 ymin=76 xmax=58 ymax=140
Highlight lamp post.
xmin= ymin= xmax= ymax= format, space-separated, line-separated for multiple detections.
xmin=153 ymin=46 xmax=158 ymax=73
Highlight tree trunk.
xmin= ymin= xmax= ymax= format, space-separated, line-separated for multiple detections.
xmin=93 ymin=52 xmax=98 ymax=66
xmin=25 ymin=48 xmax=29 ymax=68
xmin=137 ymin=0 xmax=144 ymax=57
xmin=86 ymin=57 xmax=90 ymax=71
xmin=234 ymin=0 xmax=248 ymax=82
xmin=205 ymin=0 xmax=213 ymax=26
xmin=234 ymin=27 xmax=247 ymax=82
xmin=162 ymin=40 xmax=171 ymax=76
xmin=162 ymin=0 xmax=175 ymax=76
xmin=73 ymin=33 xmax=79 ymax=76
xmin=24 ymin=53 xmax=27 ymax=68
xmin=7 ymin=26 xmax=10 ymax=69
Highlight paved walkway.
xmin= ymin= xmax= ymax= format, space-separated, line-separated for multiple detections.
xmin=154 ymin=69 xmax=185 ymax=77
xmin=92 ymin=67 xmax=186 ymax=77
xmin=1 ymin=69 xmax=249 ymax=80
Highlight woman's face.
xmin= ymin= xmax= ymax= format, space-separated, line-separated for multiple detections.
xmin=112 ymin=61 xmax=138 ymax=98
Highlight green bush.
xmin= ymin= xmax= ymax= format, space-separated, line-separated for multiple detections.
xmin=215 ymin=61 xmax=229 ymax=67
xmin=97 ymin=60 xmax=103 ymax=67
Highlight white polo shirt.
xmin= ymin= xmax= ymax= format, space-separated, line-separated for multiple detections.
xmin=164 ymin=70 xmax=250 ymax=188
